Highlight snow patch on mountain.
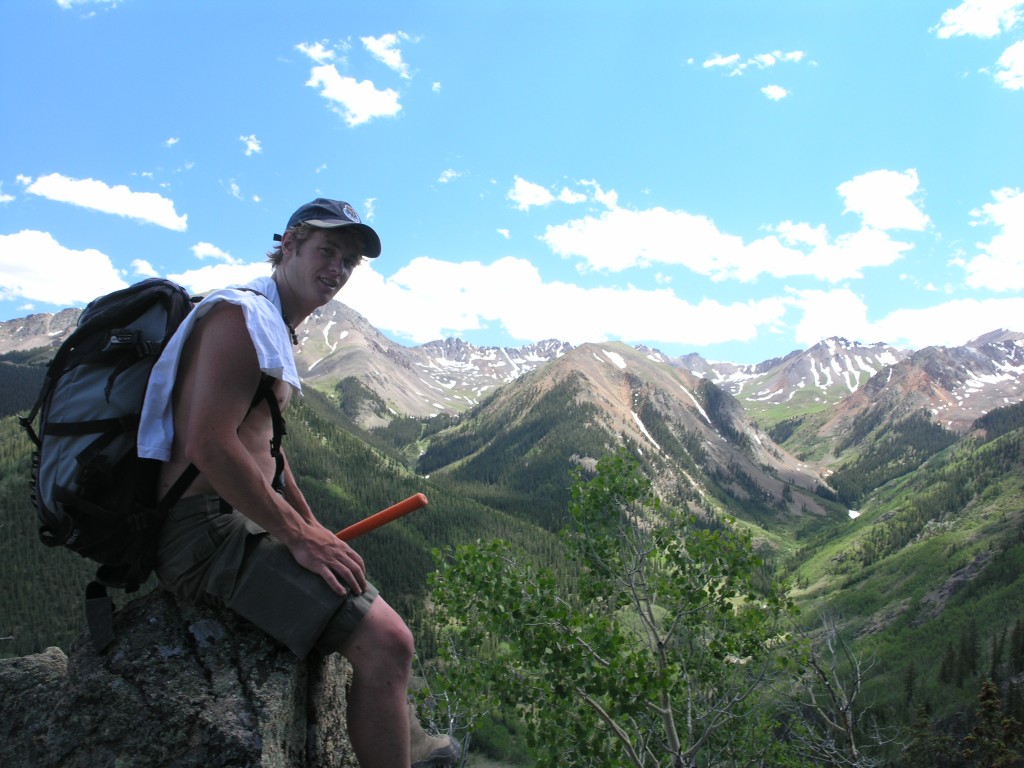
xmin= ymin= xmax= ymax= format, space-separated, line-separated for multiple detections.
xmin=2 ymin=302 xmax=1022 ymax=431
xmin=679 ymin=385 xmax=712 ymax=426
xmin=632 ymin=411 xmax=660 ymax=450
xmin=602 ymin=349 xmax=628 ymax=369
xmin=701 ymin=337 xmax=906 ymax=407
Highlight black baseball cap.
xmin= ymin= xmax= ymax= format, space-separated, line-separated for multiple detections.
xmin=273 ymin=198 xmax=381 ymax=258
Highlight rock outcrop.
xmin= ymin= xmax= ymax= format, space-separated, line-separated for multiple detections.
xmin=0 ymin=589 xmax=357 ymax=767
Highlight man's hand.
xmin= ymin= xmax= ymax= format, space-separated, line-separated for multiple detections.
xmin=286 ymin=520 xmax=368 ymax=597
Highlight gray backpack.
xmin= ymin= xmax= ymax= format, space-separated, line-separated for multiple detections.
xmin=21 ymin=278 xmax=286 ymax=650
xmin=20 ymin=278 xmax=196 ymax=648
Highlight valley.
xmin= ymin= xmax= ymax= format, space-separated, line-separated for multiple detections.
xmin=2 ymin=300 xmax=1024 ymax=764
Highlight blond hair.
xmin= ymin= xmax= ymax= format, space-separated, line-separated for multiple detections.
xmin=266 ymin=223 xmax=319 ymax=268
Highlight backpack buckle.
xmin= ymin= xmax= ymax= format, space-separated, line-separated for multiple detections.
xmin=103 ymin=328 xmax=142 ymax=353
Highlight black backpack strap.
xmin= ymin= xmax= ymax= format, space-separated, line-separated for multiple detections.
xmin=155 ymin=374 xmax=286 ymax=510
xmin=153 ymin=288 xmax=288 ymax=510
xmin=256 ymin=374 xmax=287 ymax=492
xmin=18 ymin=331 xmax=80 ymax=447
xmin=227 ymin=287 xmax=288 ymax=492
xmin=86 ymin=580 xmax=117 ymax=652
xmin=85 ymin=458 xmax=195 ymax=653
xmin=158 ymin=463 xmax=200 ymax=513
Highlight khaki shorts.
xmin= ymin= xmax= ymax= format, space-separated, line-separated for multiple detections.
xmin=156 ymin=494 xmax=378 ymax=659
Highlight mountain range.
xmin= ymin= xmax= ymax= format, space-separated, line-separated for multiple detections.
xmin=4 ymin=299 xmax=1022 ymax=422
xmin=6 ymin=296 xmax=1022 ymax=527
xmin=5 ymin=297 xmax=1021 ymax=444
xmin=5 ymin=295 xmax=1024 ymax=759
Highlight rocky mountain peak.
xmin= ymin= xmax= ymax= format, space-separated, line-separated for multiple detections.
xmin=1 ymin=299 xmax=1022 ymax=432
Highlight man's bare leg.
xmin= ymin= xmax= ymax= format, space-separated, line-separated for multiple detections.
xmin=342 ymin=598 xmax=415 ymax=768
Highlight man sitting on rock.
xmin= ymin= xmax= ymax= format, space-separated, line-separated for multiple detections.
xmin=139 ymin=198 xmax=459 ymax=768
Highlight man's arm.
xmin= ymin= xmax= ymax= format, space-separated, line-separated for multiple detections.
xmin=278 ymin=449 xmax=317 ymax=523
xmin=175 ymin=302 xmax=366 ymax=596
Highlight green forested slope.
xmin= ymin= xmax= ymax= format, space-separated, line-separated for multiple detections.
xmin=5 ymin=354 xmax=1024 ymax=763
xmin=0 ymin=415 xmax=101 ymax=655
xmin=789 ymin=412 xmax=1024 ymax=736
xmin=0 ymin=383 xmax=561 ymax=660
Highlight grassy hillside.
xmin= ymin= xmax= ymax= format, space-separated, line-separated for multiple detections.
xmin=788 ymin=410 xmax=1024 ymax=738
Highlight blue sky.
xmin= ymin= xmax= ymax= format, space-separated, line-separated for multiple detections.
xmin=1 ymin=0 xmax=1022 ymax=364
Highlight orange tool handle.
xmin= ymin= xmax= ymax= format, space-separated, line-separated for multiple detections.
xmin=335 ymin=493 xmax=428 ymax=541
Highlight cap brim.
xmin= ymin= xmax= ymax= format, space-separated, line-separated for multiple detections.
xmin=303 ymin=218 xmax=381 ymax=258
xmin=276 ymin=219 xmax=380 ymax=259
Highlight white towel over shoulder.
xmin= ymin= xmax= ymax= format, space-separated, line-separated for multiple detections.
xmin=138 ymin=275 xmax=301 ymax=462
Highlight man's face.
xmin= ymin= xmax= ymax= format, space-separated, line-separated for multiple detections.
xmin=285 ymin=228 xmax=365 ymax=307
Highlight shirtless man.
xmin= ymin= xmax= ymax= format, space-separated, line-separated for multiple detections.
xmin=138 ymin=199 xmax=457 ymax=768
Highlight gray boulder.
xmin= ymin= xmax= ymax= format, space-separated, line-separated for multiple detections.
xmin=0 ymin=589 xmax=357 ymax=767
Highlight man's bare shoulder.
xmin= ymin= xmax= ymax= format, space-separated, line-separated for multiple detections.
xmin=184 ymin=300 xmax=254 ymax=355
xmin=179 ymin=301 xmax=260 ymax=387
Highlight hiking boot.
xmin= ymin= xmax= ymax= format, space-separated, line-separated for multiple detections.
xmin=409 ymin=702 xmax=461 ymax=767
xmin=410 ymin=735 xmax=461 ymax=768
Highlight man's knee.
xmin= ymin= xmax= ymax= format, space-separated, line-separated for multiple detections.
xmin=368 ymin=603 xmax=415 ymax=662
xmin=344 ymin=598 xmax=414 ymax=671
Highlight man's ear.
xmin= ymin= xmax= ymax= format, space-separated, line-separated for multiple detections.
xmin=280 ymin=231 xmax=296 ymax=257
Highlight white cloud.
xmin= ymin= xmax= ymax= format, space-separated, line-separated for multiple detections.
xmin=703 ymin=53 xmax=742 ymax=69
xmin=346 ymin=256 xmax=789 ymax=348
xmin=165 ymin=137 xmax=179 ymax=147
xmin=432 ymin=82 xmax=442 ymax=93
xmin=168 ymin=262 xmax=272 ymax=295
xmin=790 ymin=288 xmax=875 ymax=347
xmin=703 ymin=49 xmax=807 ymax=76
xmin=782 ymin=226 xmax=912 ymax=282
xmin=0 ymin=183 xmax=13 ymax=204
xmin=541 ymin=200 xmax=910 ymax=283
xmin=837 ymin=169 xmax=930 ymax=231
xmin=191 ymin=242 xmax=239 ymax=265
xmin=327 ymin=200 xmax=1019 ymax=354
xmin=774 ymin=220 xmax=829 ymax=248
xmin=995 ymin=39 xmax=1024 ymax=89
xmin=507 ymin=177 xmax=609 ymax=212
xmin=296 ymin=41 xmax=342 ymax=64
xmin=874 ymin=298 xmax=1024 ymax=348
xmin=19 ymin=173 xmax=188 ymax=231
xmin=0 ymin=230 xmax=128 ymax=305
xmin=508 ymin=176 xmax=555 ymax=211
xmin=438 ymin=168 xmax=460 ymax=184
xmin=362 ymin=32 xmax=416 ymax=79
xmin=497 ymin=229 xmax=510 ymax=239
xmin=761 ymin=85 xmax=789 ymax=100
xmin=305 ymin=64 xmax=401 ymax=126
xmin=558 ymin=187 xmax=587 ymax=204
xmin=240 ymin=134 xmax=262 ymax=156
xmin=580 ymin=180 xmax=618 ymax=209
xmin=543 ymin=205 xmax=728 ymax=273
xmin=56 ymin=0 xmax=120 ymax=9
xmin=790 ymin=286 xmax=1024 ymax=350
xmin=132 ymin=259 xmax=159 ymax=277
xmin=932 ymin=0 xmax=1024 ymax=38
xmin=933 ymin=3 xmax=1024 ymax=89
xmin=960 ymin=187 xmax=1024 ymax=290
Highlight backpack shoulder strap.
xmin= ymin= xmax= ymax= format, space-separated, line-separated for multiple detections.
xmin=157 ymin=373 xmax=287 ymax=509
xmin=256 ymin=374 xmax=287 ymax=493
xmin=235 ymin=286 xmax=289 ymax=492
